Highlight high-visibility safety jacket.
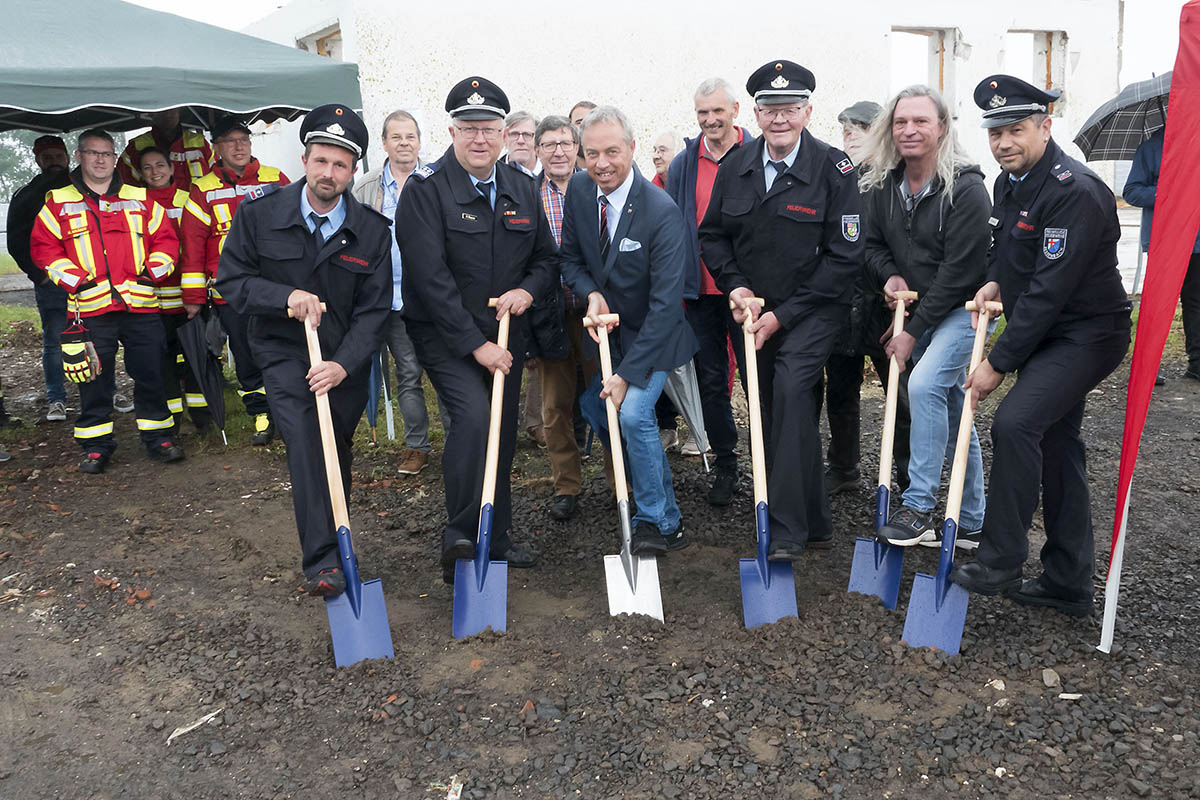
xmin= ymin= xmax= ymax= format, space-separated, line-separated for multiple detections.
xmin=180 ymin=159 xmax=289 ymax=306
xmin=119 ymin=129 xmax=215 ymax=191
xmin=146 ymin=185 xmax=191 ymax=315
xmin=30 ymin=176 xmax=179 ymax=318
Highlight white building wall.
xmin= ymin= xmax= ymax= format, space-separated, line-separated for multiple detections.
xmin=245 ymin=0 xmax=1121 ymax=186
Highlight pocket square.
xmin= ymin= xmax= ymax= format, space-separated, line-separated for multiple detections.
xmin=618 ymin=237 xmax=642 ymax=252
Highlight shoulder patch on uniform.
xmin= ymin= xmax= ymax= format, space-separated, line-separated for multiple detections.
xmin=194 ymin=172 xmax=222 ymax=191
xmin=1043 ymin=227 xmax=1067 ymax=260
xmin=835 ymin=158 xmax=854 ymax=175
xmin=410 ymin=163 xmax=439 ymax=181
xmin=242 ymin=183 xmax=279 ymax=202
xmin=1051 ymin=163 xmax=1074 ymax=184
xmin=842 ymin=215 xmax=860 ymax=242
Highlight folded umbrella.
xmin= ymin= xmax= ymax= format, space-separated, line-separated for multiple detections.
xmin=175 ymin=311 xmax=227 ymax=445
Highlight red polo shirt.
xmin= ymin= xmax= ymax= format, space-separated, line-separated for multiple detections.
xmin=696 ymin=126 xmax=746 ymax=294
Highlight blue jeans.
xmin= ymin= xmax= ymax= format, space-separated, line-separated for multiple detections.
xmin=596 ymin=370 xmax=681 ymax=534
xmin=35 ymin=281 xmax=68 ymax=404
xmin=901 ymin=306 xmax=992 ymax=530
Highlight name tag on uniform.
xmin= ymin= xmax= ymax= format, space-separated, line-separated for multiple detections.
xmin=461 ymin=212 xmax=477 ymax=221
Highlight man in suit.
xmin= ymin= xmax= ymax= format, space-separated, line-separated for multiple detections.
xmin=698 ymin=60 xmax=863 ymax=559
xmin=560 ymin=106 xmax=698 ymax=555
xmin=215 ymin=105 xmax=393 ymax=597
xmin=396 ymin=77 xmax=558 ymax=583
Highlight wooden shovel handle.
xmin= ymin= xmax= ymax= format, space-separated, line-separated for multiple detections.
xmin=591 ymin=314 xmax=630 ymax=503
xmin=944 ymin=300 xmax=1003 ymax=523
xmin=879 ymin=291 xmax=919 ymax=487
xmin=582 ymin=314 xmax=621 ymax=326
xmin=728 ymin=296 xmax=766 ymax=311
xmin=965 ymin=300 xmax=1004 ymax=314
xmin=300 ymin=316 xmax=351 ymax=532
xmin=286 ymin=302 xmax=327 ymax=318
xmin=480 ymin=299 xmax=510 ymax=509
xmin=726 ymin=299 xmax=769 ymax=506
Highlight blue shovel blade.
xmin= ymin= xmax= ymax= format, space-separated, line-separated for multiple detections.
xmin=739 ymin=558 xmax=798 ymax=629
xmin=901 ymin=573 xmax=969 ymax=656
xmin=847 ymin=485 xmax=904 ymax=608
xmin=325 ymin=579 xmax=395 ymax=667
xmin=452 ymin=559 xmax=508 ymax=638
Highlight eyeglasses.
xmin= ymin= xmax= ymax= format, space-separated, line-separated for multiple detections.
xmin=79 ymin=149 xmax=117 ymax=160
xmin=757 ymin=106 xmax=805 ymax=121
xmin=217 ymin=136 xmax=251 ymax=147
xmin=508 ymin=131 xmax=535 ymax=141
xmin=455 ymin=125 xmax=503 ymax=141
xmin=538 ymin=140 xmax=576 ymax=153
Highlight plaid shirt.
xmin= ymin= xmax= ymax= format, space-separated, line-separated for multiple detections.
xmin=540 ymin=174 xmax=584 ymax=313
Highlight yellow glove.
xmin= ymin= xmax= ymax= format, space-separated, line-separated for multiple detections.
xmin=61 ymin=322 xmax=101 ymax=384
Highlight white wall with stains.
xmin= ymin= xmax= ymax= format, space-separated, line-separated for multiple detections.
xmin=244 ymin=0 xmax=1122 ymax=186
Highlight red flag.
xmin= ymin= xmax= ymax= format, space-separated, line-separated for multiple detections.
xmin=1102 ymin=1 xmax=1200 ymax=651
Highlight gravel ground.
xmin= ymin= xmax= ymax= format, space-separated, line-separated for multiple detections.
xmin=1 ymin=329 xmax=1197 ymax=799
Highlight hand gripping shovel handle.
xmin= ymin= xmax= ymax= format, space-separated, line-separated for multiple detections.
xmin=877 ymin=290 xmax=920 ymax=526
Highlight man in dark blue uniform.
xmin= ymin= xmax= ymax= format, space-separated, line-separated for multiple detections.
xmin=950 ymin=76 xmax=1132 ymax=617
xmin=216 ymin=105 xmax=393 ymax=597
xmin=396 ymin=77 xmax=558 ymax=583
xmin=698 ymin=59 xmax=864 ymax=558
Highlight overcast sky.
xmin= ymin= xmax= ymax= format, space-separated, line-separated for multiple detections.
xmin=130 ymin=0 xmax=1189 ymax=88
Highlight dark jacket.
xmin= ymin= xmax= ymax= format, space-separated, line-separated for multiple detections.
xmin=396 ymin=146 xmax=558 ymax=358
xmin=214 ymin=180 xmax=393 ymax=377
xmin=985 ymin=138 xmax=1131 ymax=373
xmin=697 ymin=130 xmax=863 ymax=328
xmin=7 ymin=168 xmax=72 ymax=284
xmin=559 ymin=168 xmax=697 ymax=387
xmin=863 ymin=163 xmax=991 ymax=341
xmin=665 ymin=128 xmax=749 ymax=299
xmin=1123 ymin=128 xmax=1200 ymax=253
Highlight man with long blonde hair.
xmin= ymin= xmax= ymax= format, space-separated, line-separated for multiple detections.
xmin=859 ymin=85 xmax=993 ymax=551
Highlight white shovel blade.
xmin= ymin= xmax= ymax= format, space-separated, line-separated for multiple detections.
xmin=603 ymin=554 xmax=664 ymax=622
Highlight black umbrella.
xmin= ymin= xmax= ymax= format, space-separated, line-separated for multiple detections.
xmin=176 ymin=312 xmax=228 ymax=445
xmin=1073 ymin=72 xmax=1172 ymax=161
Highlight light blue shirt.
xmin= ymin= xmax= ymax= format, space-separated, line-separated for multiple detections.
xmin=380 ymin=165 xmax=404 ymax=311
xmin=469 ymin=166 xmax=497 ymax=210
xmin=762 ymin=138 xmax=802 ymax=192
xmin=300 ymin=188 xmax=346 ymax=243
xmin=595 ymin=168 xmax=635 ymax=244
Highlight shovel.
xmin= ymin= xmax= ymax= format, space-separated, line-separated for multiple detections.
xmin=302 ymin=315 xmax=395 ymax=667
xmin=733 ymin=297 xmax=798 ymax=628
xmin=452 ymin=300 xmax=511 ymax=638
xmin=848 ymin=289 xmax=919 ymax=609
xmin=902 ymin=300 xmax=1002 ymax=655
xmin=584 ymin=313 xmax=664 ymax=622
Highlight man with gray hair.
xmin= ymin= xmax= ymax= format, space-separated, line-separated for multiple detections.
xmin=503 ymin=110 xmax=540 ymax=176
xmin=666 ymin=76 xmax=750 ymax=506
xmin=857 ymin=86 xmax=993 ymax=551
xmin=651 ymin=131 xmax=681 ymax=188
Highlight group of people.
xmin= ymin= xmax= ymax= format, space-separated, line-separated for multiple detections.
xmin=2 ymin=58 xmax=1146 ymax=619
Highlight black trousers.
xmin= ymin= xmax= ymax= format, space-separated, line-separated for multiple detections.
xmin=757 ymin=305 xmax=844 ymax=544
xmin=74 ymin=311 xmax=173 ymax=455
xmin=160 ymin=313 xmax=212 ymax=429
xmin=977 ymin=315 xmax=1130 ymax=598
xmin=685 ymin=294 xmax=747 ymax=472
xmin=215 ymin=302 xmax=269 ymax=417
xmin=1183 ymin=253 xmax=1200 ymax=372
xmin=262 ymin=358 xmax=367 ymax=578
xmin=822 ymin=352 xmax=911 ymax=488
xmin=409 ymin=321 xmax=522 ymax=557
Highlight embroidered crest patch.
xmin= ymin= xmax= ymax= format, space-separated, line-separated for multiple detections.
xmin=842 ymin=215 xmax=860 ymax=242
xmin=835 ymin=158 xmax=853 ymax=175
xmin=1043 ymin=227 xmax=1068 ymax=260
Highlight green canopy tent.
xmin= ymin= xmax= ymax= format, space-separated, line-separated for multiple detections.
xmin=0 ymin=0 xmax=361 ymax=133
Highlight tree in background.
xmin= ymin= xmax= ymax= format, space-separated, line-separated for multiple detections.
xmin=0 ymin=130 xmax=126 ymax=201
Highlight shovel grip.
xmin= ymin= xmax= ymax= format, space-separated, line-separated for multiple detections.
xmin=582 ymin=314 xmax=621 ymax=326
xmin=286 ymin=302 xmax=327 ymax=318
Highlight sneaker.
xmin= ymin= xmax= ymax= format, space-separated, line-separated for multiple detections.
xmin=631 ymin=522 xmax=668 ymax=555
xmin=917 ymin=524 xmax=982 ymax=550
xmin=663 ymin=524 xmax=689 ymax=552
xmin=397 ymin=448 xmax=429 ymax=475
xmin=0 ymin=449 xmax=10 ymax=463
xmin=147 ymin=441 xmax=185 ymax=463
xmin=707 ymin=468 xmax=739 ymax=506
xmin=250 ymin=414 xmax=274 ymax=446
xmin=46 ymin=401 xmax=67 ymax=422
xmin=878 ymin=506 xmax=936 ymax=547
xmin=680 ymin=434 xmax=703 ymax=457
xmin=305 ymin=567 xmax=346 ymax=597
xmin=79 ymin=450 xmax=112 ymax=473
xmin=113 ymin=393 xmax=134 ymax=413
xmin=659 ymin=428 xmax=678 ymax=451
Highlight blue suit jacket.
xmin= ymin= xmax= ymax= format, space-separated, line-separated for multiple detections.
xmin=559 ymin=168 xmax=697 ymax=388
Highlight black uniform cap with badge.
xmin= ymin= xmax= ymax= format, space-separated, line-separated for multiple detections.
xmin=746 ymin=59 xmax=815 ymax=106
xmin=299 ymin=103 xmax=369 ymax=160
xmin=445 ymin=76 xmax=511 ymax=121
xmin=973 ymin=74 xmax=1060 ymax=128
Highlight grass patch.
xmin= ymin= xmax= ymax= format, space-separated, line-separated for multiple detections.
xmin=0 ymin=253 xmax=21 ymax=276
xmin=0 ymin=304 xmax=40 ymax=348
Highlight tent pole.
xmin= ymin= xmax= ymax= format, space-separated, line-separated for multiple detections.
xmin=1098 ymin=483 xmax=1131 ymax=653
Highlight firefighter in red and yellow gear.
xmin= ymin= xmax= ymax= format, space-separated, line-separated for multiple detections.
xmin=30 ymin=129 xmax=185 ymax=474
xmin=139 ymin=146 xmax=213 ymax=434
xmin=118 ymin=109 xmax=214 ymax=191
xmin=180 ymin=115 xmax=290 ymax=445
